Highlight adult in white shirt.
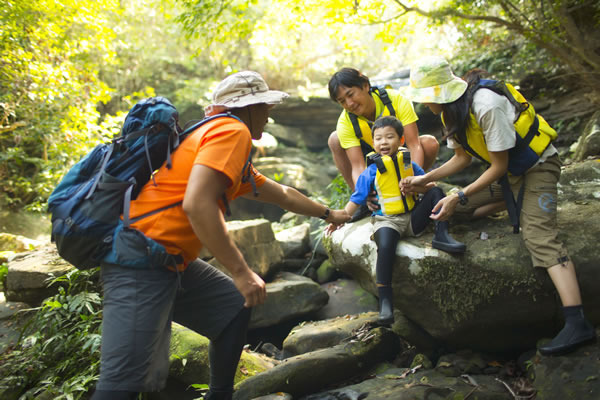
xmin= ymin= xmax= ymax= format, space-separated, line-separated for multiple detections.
xmin=400 ymin=56 xmax=595 ymax=356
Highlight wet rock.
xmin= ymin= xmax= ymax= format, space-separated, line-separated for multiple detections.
xmin=250 ymin=272 xmax=328 ymax=329
xmin=201 ymin=219 xmax=284 ymax=278
xmin=312 ymin=279 xmax=378 ymax=321
xmin=233 ymin=327 xmax=400 ymax=399
xmin=5 ymin=244 xmax=73 ymax=306
xmin=275 ymin=223 xmax=311 ymax=259
xmin=301 ymin=366 xmax=512 ymax=399
xmin=435 ymin=350 xmax=491 ymax=377
xmin=282 ymin=313 xmax=379 ymax=357
xmin=528 ymin=337 xmax=600 ymax=399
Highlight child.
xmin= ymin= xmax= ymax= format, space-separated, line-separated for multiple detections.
xmin=331 ymin=116 xmax=466 ymax=325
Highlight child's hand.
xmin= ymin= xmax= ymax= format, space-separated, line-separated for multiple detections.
xmin=400 ymin=176 xmax=427 ymax=195
xmin=324 ymin=209 xmax=351 ymax=235
xmin=325 ymin=222 xmax=343 ymax=235
xmin=329 ymin=209 xmax=352 ymax=225
xmin=366 ymin=190 xmax=380 ymax=211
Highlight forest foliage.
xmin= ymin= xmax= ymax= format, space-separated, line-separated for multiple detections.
xmin=1 ymin=0 xmax=598 ymax=212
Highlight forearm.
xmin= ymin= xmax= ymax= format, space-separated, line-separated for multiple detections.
xmin=462 ymin=160 xmax=506 ymax=197
xmin=422 ymin=153 xmax=471 ymax=184
xmin=406 ymin=143 xmax=425 ymax=170
xmin=254 ymin=179 xmax=328 ymax=216
xmin=344 ymin=201 xmax=359 ymax=216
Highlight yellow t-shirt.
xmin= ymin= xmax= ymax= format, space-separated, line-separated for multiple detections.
xmin=129 ymin=117 xmax=266 ymax=265
xmin=336 ymin=88 xmax=418 ymax=149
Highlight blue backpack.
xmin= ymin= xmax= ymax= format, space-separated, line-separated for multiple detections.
xmin=48 ymin=97 xmax=243 ymax=270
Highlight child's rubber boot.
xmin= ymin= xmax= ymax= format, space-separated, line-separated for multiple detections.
xmin=432 ymin=221 xmax=466 ymax=254
xmin=377 ymin=285 xmax=394 ymax=326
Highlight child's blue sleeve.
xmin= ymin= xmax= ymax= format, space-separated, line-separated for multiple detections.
xmin=412 ymin=162 xmax=425 ymax=176
xmin=349 ymin=164 xmax=376 ymax=205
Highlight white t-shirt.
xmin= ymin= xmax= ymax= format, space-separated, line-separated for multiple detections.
xmin=447 ymin=89 xmax=556 ymax=163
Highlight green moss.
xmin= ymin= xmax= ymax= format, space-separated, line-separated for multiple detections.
xmin=322 ymin=235 xmax=333 ymax=255
xmin=411 ymin=257 xmax=543 ymax=324
xmin=235 ymin=352 xmax=271 ymax=383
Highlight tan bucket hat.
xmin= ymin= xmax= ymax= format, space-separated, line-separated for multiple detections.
xmin=211 ymin=71 xmax=288 ymax=108
xmin=400 ymin=56 xmax=467 ymax=104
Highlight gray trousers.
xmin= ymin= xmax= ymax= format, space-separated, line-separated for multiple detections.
xmin=96 ymin=259 xmax=245 ymax=392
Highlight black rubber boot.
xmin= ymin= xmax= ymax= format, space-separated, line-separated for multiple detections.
xmin=377 ymin=285 xmax=394 ymax=326
xmin=432 ymin=221 xmax=466 ymax=254
xmin=539 ymin=305 xmax=596 ymax=356
xmin=349 ymin=204 xmax=371 ymax=223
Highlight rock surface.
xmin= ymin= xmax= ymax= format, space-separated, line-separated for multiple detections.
xmin=250 ymin=272 xmax=329 ymax=329
xmin=233 ymin=327 xmax=400 ymax=400
xmin=5 ymin=244 xmax=72 ymax=306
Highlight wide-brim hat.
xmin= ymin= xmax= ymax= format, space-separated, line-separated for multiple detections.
xmin=211 ymin=71 xmax=289 ymax=109
xmin=400 ymin=56 xmax=467 ymax=104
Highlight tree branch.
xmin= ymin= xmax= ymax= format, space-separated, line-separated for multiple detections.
xmin=0 ymin=121 xmax=26 ymax=135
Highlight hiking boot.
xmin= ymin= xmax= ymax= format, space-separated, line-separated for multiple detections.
xmin=349 ymin=204 xmax=371 ymax=223
xmin=432 ymin=221 xmax=466 ymax=254
xmin=539 ymin=308 xmax=596 ymax=356
xmin=377 ymin=285 xmax=394 ymax=326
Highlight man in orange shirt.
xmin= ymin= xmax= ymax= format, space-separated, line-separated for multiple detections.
xmin=92 ymin=71 xmax=349 ymax=400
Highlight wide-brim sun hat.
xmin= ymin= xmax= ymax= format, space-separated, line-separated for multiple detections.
xmin=211 ymin=71 xmax=289 ymax=109
xmin=400 ymin=56 xmax=468 ymax=104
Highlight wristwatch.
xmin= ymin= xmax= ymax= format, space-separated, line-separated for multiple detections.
xmin=319 ymin=207 xmax=331 ymax=220
xmin=457 ymin=191 xmax=468 ymax=206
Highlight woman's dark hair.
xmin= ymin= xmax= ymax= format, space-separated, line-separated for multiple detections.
xmin=328 ymin=68 xmax=371 ymax=102
xmin=441 ymin=68 xmax=488 ymax=145
xmin=372 ymin=116 xmax=404 ymax=139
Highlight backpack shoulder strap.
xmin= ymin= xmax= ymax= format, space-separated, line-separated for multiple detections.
xmin=372 ymin=87 xmax=396 ymax=117
xmin=470 ymin=79 xmax=528 ymax=115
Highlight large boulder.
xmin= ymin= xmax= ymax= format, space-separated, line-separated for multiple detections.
xmin=268 ymin=97 xmax=340 ymax=152
xmin=5 ymin=244 xmax=73 ymax=306
xmin=233 ymin=327 xmax=400 ymax=399
xmin=325 ymin=159 xmax=600 ymax=352
xmin=250 ymin=272 xmax=329 ymax=329
xmin=200 ymin=219 xmax=284 ymax=278
xmin=572 ymin=111 xmax=600 ymax=161
xmin=253 ymin=147 xmax=338 ymax=196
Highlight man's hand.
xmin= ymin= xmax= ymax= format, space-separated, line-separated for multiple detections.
xmin=329 ymin=209 xmax=352 ymax=225
xmin=325 ymin=209 xmax=351 ymax=234
xmin=231 ymin=268 xmax=267 ymax=308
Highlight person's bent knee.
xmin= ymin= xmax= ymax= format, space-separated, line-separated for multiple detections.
xmin=328 ymin=131 xmax=341 ymax=151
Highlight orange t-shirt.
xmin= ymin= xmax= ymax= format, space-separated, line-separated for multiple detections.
xmin=129 ymin=116 xmax=266 ymax=265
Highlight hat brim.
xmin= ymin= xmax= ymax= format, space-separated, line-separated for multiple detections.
xmin=399 ymin=78 xmax=467 ymax=104
xmin=214 ymin=90 xmax=289 ymax=108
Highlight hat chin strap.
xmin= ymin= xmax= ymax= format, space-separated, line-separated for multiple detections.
xmin=247 ymin=106 xmax=253 ymax=136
